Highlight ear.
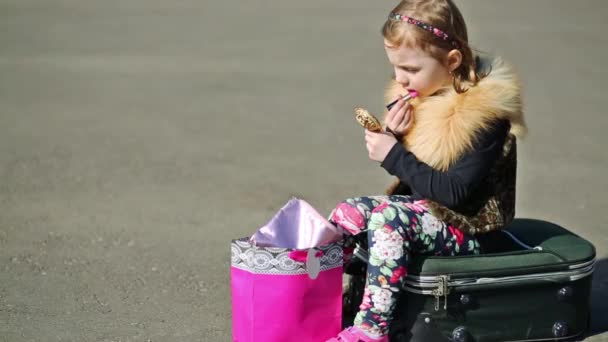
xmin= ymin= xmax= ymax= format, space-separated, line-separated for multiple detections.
xmin=446 ymin=49 xmax=463 ymax=73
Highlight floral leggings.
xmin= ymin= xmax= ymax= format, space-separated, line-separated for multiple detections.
xmin=329 ymin=195 xmax=481 ymax=337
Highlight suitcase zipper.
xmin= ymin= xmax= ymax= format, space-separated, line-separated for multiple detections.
xmin=501 ymin=230 xmax=543 ymax=251
xmin=568 ymin=258 xmax=595 ymax=270
xmin=352 ymin=242 xmax=595 ymax=312
xmin=403 ymin=261 xmax=594 ymax=311
xmin=404 ymin=258 xmax=595 ymax=287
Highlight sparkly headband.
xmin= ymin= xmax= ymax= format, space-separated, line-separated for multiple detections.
xmin=389 ymin=12 xmax=459 ymax=48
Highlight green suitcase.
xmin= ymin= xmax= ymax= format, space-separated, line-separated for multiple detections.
xmin=342 ymin=219 xmax=596 ymax=341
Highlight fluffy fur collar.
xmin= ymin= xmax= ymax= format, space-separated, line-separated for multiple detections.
xmin=383 ymin=56 xmax=527 ymax=171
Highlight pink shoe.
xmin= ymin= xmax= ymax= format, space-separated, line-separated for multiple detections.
xmin=326 ymin=326 xmax=389 ymax=342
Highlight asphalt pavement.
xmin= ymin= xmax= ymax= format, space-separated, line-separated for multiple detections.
xmin=1 ymin=1 xmax=606 ymax=341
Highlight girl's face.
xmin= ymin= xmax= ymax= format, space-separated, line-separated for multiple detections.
xmin=384 ymin=39 xmax=454 ymax=98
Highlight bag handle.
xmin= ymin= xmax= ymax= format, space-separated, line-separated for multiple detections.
xmin=288 ymin=249 xmax=324 ymax=279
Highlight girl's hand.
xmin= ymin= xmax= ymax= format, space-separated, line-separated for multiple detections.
xmin=365 ymin=130 xmax=398 ymax=162
xmin=385 ymin=97 xmax=414 ymax=138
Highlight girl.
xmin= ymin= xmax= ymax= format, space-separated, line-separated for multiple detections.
xmin=327 ymin=0 xmax=526 ymax=341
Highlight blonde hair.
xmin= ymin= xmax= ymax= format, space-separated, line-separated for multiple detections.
xmin=382 ymin=0 xmax=484 ymax=93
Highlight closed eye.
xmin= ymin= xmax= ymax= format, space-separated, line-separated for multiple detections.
xmin=400 ymin=66 xmax=420 ymax=73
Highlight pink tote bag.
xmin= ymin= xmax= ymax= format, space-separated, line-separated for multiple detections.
xmin=230 ymin=198 xmax=344 ymax=342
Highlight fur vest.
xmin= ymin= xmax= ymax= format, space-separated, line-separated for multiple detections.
xmin=383 ymin=56 xmax=527 ymax=234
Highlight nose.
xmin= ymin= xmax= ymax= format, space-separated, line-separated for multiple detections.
xmin=394 ymin=69 xmax=409 ymax=87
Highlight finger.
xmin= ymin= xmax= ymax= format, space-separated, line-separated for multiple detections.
xmin=389 ymin=106 xmax=406 ymax=128
xmin=388 ymin=96 xmax=402 ymax=111
xmin=385 ymin=107 xmax=395 ymax=122
xmin=403 ymin=110 xmax=415 ymax=131
xmin=396 ymin=110 xmax=411 ymax=132
xmin=387 ymin=96 xmax=406 ymax=117
xmin=392 ymin=105 xmax=406 ymax=125
xmin=403 ymin=102 xmax=411 ymax=112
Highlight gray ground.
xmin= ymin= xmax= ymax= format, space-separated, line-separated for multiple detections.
xmin=0 ymin=0 xmax=606 ymax=341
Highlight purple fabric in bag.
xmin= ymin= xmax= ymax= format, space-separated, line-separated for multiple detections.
xmin=249 ymin=197 xmax=343 ymax=249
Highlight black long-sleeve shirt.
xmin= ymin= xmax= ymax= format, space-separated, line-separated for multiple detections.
xmin=380 ymin=120 xmax=510 ymax=209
